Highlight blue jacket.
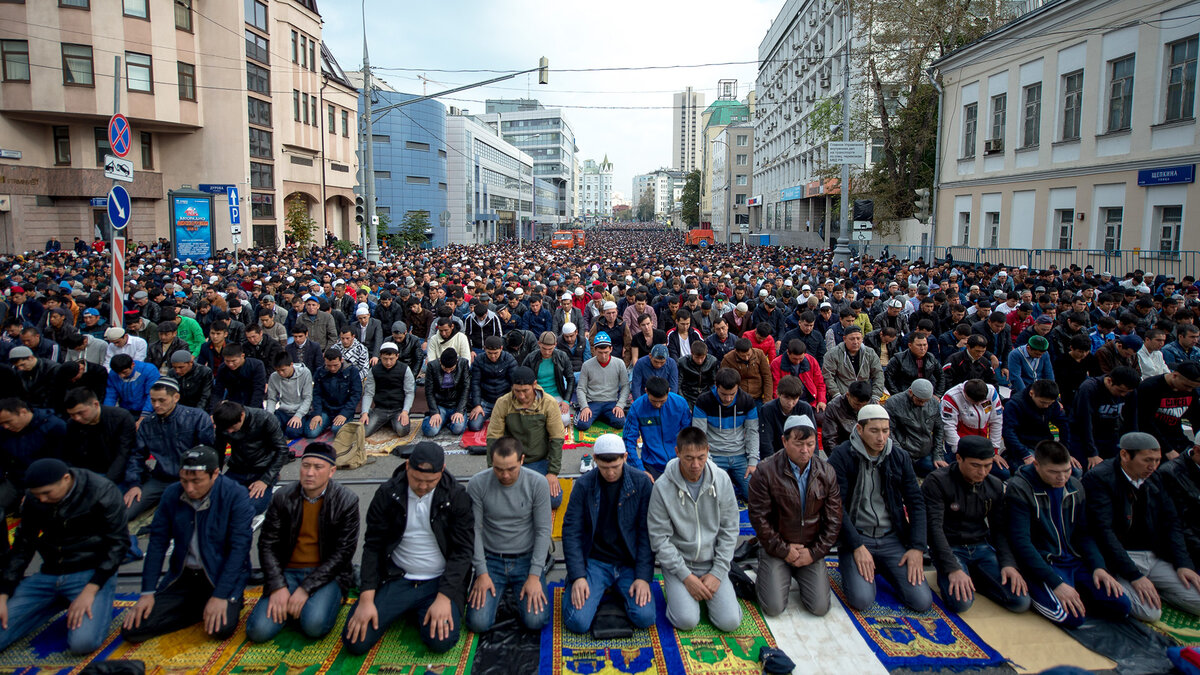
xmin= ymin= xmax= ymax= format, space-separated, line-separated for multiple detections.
xmin=622 ymin=392 xmax=692 ymax=471
xmin=1005 ymin=345 xmax=1054 ymax=397
xmin=104 ymin=361 xmax=160 ymax=416
xmin=521 ymin=308 xmax=553 ymax=335
xmin=312 ymin=364 xmax=363 ymax=419
xmin=469 ymin=351 xmax=518 ymax=407
xmin=140 ymin=475 xmax=253 ymax=601
xmin=1001 ymin=389 xmax=1071 ymax=464
xmin=1005 ymin=463 xmax=1105 ymax=588
xmin=562 ymin=465 xmax=655 ymax=584
xmin=0 ymin=408 xmax=67 ymax=487
xmin=1163 ymin=341 xmax=1200 ymax=367
xmin=630 ymin=355 xmax=679 ymax=400
xmin=127 ymin=403 xmax=216 ymax=487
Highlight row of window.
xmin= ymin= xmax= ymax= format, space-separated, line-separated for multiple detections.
xmin=290 ymin=30 xmax=318 ymax=73
xmin=959 ymin=205 xmax=1182 ymax=253
xmin=57 ymin=0 xmax=194 ymax=32
xmin=962 ymin=36 xmax=1197 ymax=157
xmin=0 ymin=41 xmax=198 ymax=101
xmin=50 ymin=125 xmax=153 ymax=170
xmin=289 ymin=90 xmax=351 ymax=136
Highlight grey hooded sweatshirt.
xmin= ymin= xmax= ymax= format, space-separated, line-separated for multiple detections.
xmin=266 ymin=361 xmax=314 ymax=416
xmin=847 ymin=427 xmax=894 ymax=537
xmin=647 ymin=457 xmax=739 ymax=582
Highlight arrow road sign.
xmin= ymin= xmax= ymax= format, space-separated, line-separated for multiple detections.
xmin=108 ymin=114 xmax=131 ymax=158
xmin=107 ymin=185 xmax=131 ymax=230
xmin=104 ymin=154 xmax=134 ymax=182
xmin=227 ymin=186 xmax=241 ymax=226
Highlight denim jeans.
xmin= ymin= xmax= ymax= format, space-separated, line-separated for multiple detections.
xmin=574 ymin=401 xmax=625 ymax=431
xmin=467 ymin=401 xmax=495 ymax=433
xmin=465 ymin=553 xmax=550 ymax=632
xmin=937 ymin=543 xmax=1031 ymax=614
xmin=0 ymin=572 xmax=116 ymax=654
xmin=711 ymin=453 xmax=750 ymax=500
xmin=838 ymin=533 xmax=933 ymax=612
xmin=524 ymin=459 xmax=563 ymax=510
xmin=245 ymin=568 xmax=343 ymax=642
xmin=913 ymin=455 xmax=936 ymax=477
xmin=302 ymin=412 xmax=344 ymax=439
xmin=562 ymin=559 xmax=655 ymax=634
xmin=342 ymin=577 xmax=461 ymax=655
xmin=274 ymin=409 xmax=306 ymax=439
xmin=423 ymin=405 xmax=467 ymax=437
xmin=225 ymin=471 xmax=273 ymax=516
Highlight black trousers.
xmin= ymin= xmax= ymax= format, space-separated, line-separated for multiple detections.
xmin=121 ymin=569 xmax=243 ymax=643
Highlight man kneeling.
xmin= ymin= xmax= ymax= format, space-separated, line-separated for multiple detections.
xmin=648 ymin=427 xmax=741 ymax=632
xmin=562 ymin=434 xmax=656 ymax=633
xmin=247 ymin=443 xmax=359 ymax=642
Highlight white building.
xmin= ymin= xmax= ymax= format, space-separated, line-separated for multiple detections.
xmin=932 ymin=0 xmax=1200 ymax=264
xmin=579 ymin=157 xmax=613 ymax=222
xmin=672 ymin=88 xmax=705 ymax=172
xmin=633 ymin=169 xmax=686 ymax=221
xmin=479 ymin=100 xmax=577 ymax=227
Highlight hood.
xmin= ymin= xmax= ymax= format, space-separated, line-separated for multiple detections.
xmin=286 ymin=362 xmax=310 ymax=380
xmin=849 ymin=426 xmax=891 ymax=464
xmin=662 ymin=456 xmax=716 ymax=493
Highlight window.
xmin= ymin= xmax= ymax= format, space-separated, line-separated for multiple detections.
xmin=245 ymin=30 xmax=268 ymax=64
xmin=248 ymin=127 xmax=271 ymax=158
xmin=735 ymin=154 xmax=748 ymax=166
xmin=309 ymin=39 xmax=316 ymax=73
xmin=52 ymin=126 xmax=70 ymax=165
xmin=374 ymin=171 xmax=391 ymax=180
xmin=1166 ymin=37 xmax=1198 ymax=122
xmin=958 ymin=212 xmax=970 ymax=245
xmin=1 ymin=40 xmax=29 ymax=82
xmin=92 ymin=127 xmax=108 ymax=167
xmin=301 ymin=93 xmax=309 ymax=124
xmin=1056 ymin=208 xmax=1074 ymax=249
xmin=327 ymin=104 xmax=335 ymax=129
xmin=735 ymin=193 xmax=747 ymax=206
xmin=125 ymin=52 xmax=152 ymax=92
xmin=122 ymin=0 xmax=147 ymax=18
xmin=1022 ymin=83 xmax=1041 ymax=147
xmin=61 ymin=44 xmax=94 ymax=86
xmin=1061 ymin=70 xmax=1083 ymax=140
xmin=298 ymin=35 xmax=307 ymax=69
xmin=310 ymin=97 xmax=317 ymax=127
xmin=990 ymin=94 xmax=1006 ymax=142
xmin=250 ymin=161 xmax=273 ymax=188
xmin=405 ymin=141 xmax=430 ymax=151
xmin=290 ymin=31 xmax=298 ymax=64
xmin=341 ymin=110 xmax=349 ymax=137
xmin=963 ymin=103 xmax=977 ymax=156
xmin=292 ymin=90 xmax=300 ymax=121
xmin=372 ymin=134 xmax=389 ymax=143
xmin=140 ymin=131 xmax=152 ymax=169
xmin=250 ymin=193 xmax=274 ymax=218
xmin=246 ymin=62 xmax=269 ymax=95
xmin=1103 ymin=207 xmax=1122 ymax=251
xmin=1107 ymin=56 xmax=1134 ymax=132
xmin=175 ymin=0 xmax=192 ymax=31
xmin=735 ymin=174 xmax=748 ymax=186
xmin=248 ymin=97 xmax=270 ymax=125
xmin=1158 ymin=205 xmax=1183 ymax=253
xmin=406 ymin=176 xmax=430 ymax=185
xmin=177 ymin=62 xmax=195 ymax=100
xmin=986 ymin=211 xmax=1000 ymax=248
xmin=244 ymin=0 xmax=267 ymax=31
xmin=736 ymin=134 xmax=749 ymax=146
xmin=59 ymin=0 xmax=89 ymax=7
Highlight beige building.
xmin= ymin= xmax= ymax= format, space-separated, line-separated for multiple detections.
xmin=0 ymin=0 xmax=357 ymax=254
xmin=711 ymin=124 xmax=755 ymax=241
xmin=933 ymin=0 xmax=1200 ymax=261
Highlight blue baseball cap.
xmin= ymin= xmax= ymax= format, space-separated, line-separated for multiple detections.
xmin=593 ymin=332 xmax=612 ymax=347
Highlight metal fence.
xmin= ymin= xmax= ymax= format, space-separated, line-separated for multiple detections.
xmin=841 ymin=244 xmax=1200 ymax=279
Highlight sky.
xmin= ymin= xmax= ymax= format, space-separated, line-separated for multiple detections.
xmin=320 ymin=0 xmax=783 ymax=198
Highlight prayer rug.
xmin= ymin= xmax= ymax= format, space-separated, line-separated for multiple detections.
xmin=550 ymin=478 xmax=575 ymax=540
xmin=573 ymin=421 xmax=619 ymax=446
xmin=827 ymin=560 xmax=1007 ymax=672
xmin=540 ymin=579 xmax=776 ymax=675
xmin=737 ymin=498 xmax=755 ymax=537
xmin=365 ymin=423 xmax=422 ymax=455
xmin=1153 ymin=605 xmax=1200 ymax=646
xmin=460 ymin=421 xmax=489 ymax=450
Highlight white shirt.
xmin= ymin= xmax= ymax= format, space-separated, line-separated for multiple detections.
xmin=391 ymin=487 xmax=446 ymax=580
xmin=676 ymin=332 xmax=692 ymax=358
xmin=1138 ymin=347 xmax=1169 ymax=380
xmin=104 ymin=334 xmax=148 ymax=367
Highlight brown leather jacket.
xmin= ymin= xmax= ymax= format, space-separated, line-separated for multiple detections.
xmin=747 ymin=451 xmax=842 ymax=561
xmin=721 ymin=348 xmax=774 ymax=401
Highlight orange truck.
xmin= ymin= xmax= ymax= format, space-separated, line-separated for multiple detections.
xmin=686 ymin=229 xmax=716 ymax=247
xmin=551 ymin=230 xmax=575 ymax=249
xmin=572 ymin=229 xmax=586 ymax=247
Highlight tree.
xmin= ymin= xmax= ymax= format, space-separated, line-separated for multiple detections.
xmin=391 ymin=210 xmax=430 ymax=249
xmin=283 ymin=197 xmax=316 ymax=254
xmin=680 ymin=170 xmax=701 ymax=228
xmin=636 ymin=189 xmax=656 ymax=222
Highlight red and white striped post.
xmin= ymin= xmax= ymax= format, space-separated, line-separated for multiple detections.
xmin=111 ymin=236 xmax=124 ymax=325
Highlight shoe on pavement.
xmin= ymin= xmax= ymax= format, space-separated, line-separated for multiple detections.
xmin=580 ymin=455 xmax=594 ymax=473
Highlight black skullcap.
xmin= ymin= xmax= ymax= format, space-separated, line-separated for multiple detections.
xmin=510 ymin=366 xmax=536 ymax=386
xmin=957 ymin=436 xmax=995 ymax=460
xmin=24 ymin=458 xmax=71 ymax=489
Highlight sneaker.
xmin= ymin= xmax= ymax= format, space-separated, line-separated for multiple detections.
xmin=580 ymin=454 xmax=594 ymax=473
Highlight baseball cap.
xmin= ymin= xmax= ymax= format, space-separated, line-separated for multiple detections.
xmin=593 ymin=434 xmax=626 ymax=457
xmin=391 ymin=320 xmax=408 ymax=333
xmin=180 ymin=446 xmax=220 ymax=473
xmin=83 ymin=308 xmax=100 ymax=317
xmin=407 ymin=441 xmax=445 ymax=473
xmin=104 ymin=327 xmax=126 ymax=341
xmin=650 ymin=344 xmax=669 ymax=359
xmin=593 ymin=332 xmax=612 ymax=347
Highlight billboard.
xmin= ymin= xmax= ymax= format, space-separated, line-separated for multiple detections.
xmin=172 ymin=195 xmax=213 ymax=259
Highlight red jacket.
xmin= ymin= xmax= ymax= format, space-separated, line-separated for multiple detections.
xmin=1006 ymin=311 xmax=1034 ymax=341
xmin=743 ymin=329 xmax=776 ymax=361
xmin=769 ymin=353 xmax=827 ymax=405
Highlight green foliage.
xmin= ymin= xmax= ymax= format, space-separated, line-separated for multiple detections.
xmin=332 ymin=239 xmax=356 ymax=255
xmin=636 ymin=190 xmax=656 ymax=222
xmin=680 ymin=170 xmax=701 ymax=228
xmin=390 ymin=210 xmax=431 ymax=249
xmin=283 ymin=198 xmax=316 ymax=254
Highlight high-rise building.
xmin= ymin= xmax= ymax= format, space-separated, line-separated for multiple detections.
xmin=479 ymin=99 xmax=577 ymax=233
xmin=711 ymin=125 xmax=755 ymax=241
xmin=672 ymin=87 xmax=704 ymax=172
xmin=579 ymin=156 xmax=613 ymax=223
xmin=0 ymin=0 xmax=358 ymax=253
xmin=698 ymin=85 xmax=755 ymax=234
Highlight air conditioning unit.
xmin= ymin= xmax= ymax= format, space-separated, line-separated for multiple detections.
xmin=809 ymin=14 xmax=818 ymax=25
xmin=784 ymin=112 xmax=791 ymax=120
xmin=984 ymin=138 xmax=1004 ymax=154
xmin=776 ymin=81 xmax=783 ymax=89
xmin=820 ymin=65 xmax=832 ymax=78
xmin=801 ymin=61 xmax=810 ymax=72
xmin=806 ymin=92 xmax=816 ymax=102
xmin=815 ymin=41 xmax=824 ymax=53
xmin=819 ymin=77 xmax=830 ymax=88
xmin=794 ymin=136 xmax=803 ymax=145
xmin=794 ymin=104 xmax=801 ymax=112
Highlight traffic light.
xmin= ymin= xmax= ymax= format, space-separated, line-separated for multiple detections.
xmin=852 ymin=199 xmax=874 ymax=222
xmin=538 ymin=57 xmax=549 ymax=85
xmin=355 ymin=195 xmax=365 ymax=226
xmin=914 ymin=188 xmax=931 ymax=223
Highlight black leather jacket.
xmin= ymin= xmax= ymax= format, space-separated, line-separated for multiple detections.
xmin=214 ymin=407 xmax=288 ymax=486
xmin=258 ymin=479 xmax=360 ymax=594
xmin=393 ymin=333 xmax=423 ymax=380
xmin=176 ymin=363 xmax=214 ymax=411
xmin=425 ymin=359 xmax=470 ymax=412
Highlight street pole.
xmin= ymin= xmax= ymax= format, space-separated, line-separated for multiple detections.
xmin=361 ymin=0 xmax=378 ymax=261
xmin=834 ymin=0 xmax=853 ymax=256
xmin=108 ymin=56 xmax=124 ymax=328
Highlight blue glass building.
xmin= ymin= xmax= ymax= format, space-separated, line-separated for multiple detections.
xmin=362 ymin=90 xmax=449 ymax=247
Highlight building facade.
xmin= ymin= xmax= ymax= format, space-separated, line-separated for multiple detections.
xmin=480 ymin=99 xmax=577 ymax=227
xmin=672 ymin=87 xmax=704 ymax=172
xmin=933 ymin=0 xmax=1200 ymax=255
xmin=711 ymin=125 xmax=755 ymax=240
xmin=632 ymin=168 xmax=685 ymax=222
xmin=579 ymin=156 xmax=613 ymax=223
xmin=698 ymin=91 xmax=754 ymax=234
xmin=0 ymin=0 xmax=357 ymax=254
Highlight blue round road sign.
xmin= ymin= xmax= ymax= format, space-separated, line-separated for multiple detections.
xmin=107 ymin=185 xmax=131 ymax=230
xmin=108 ymin=114 xmax=131 ymax=158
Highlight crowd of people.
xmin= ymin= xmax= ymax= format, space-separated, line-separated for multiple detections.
xmin=0 ymin=227 xmax=1198 ymax=657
